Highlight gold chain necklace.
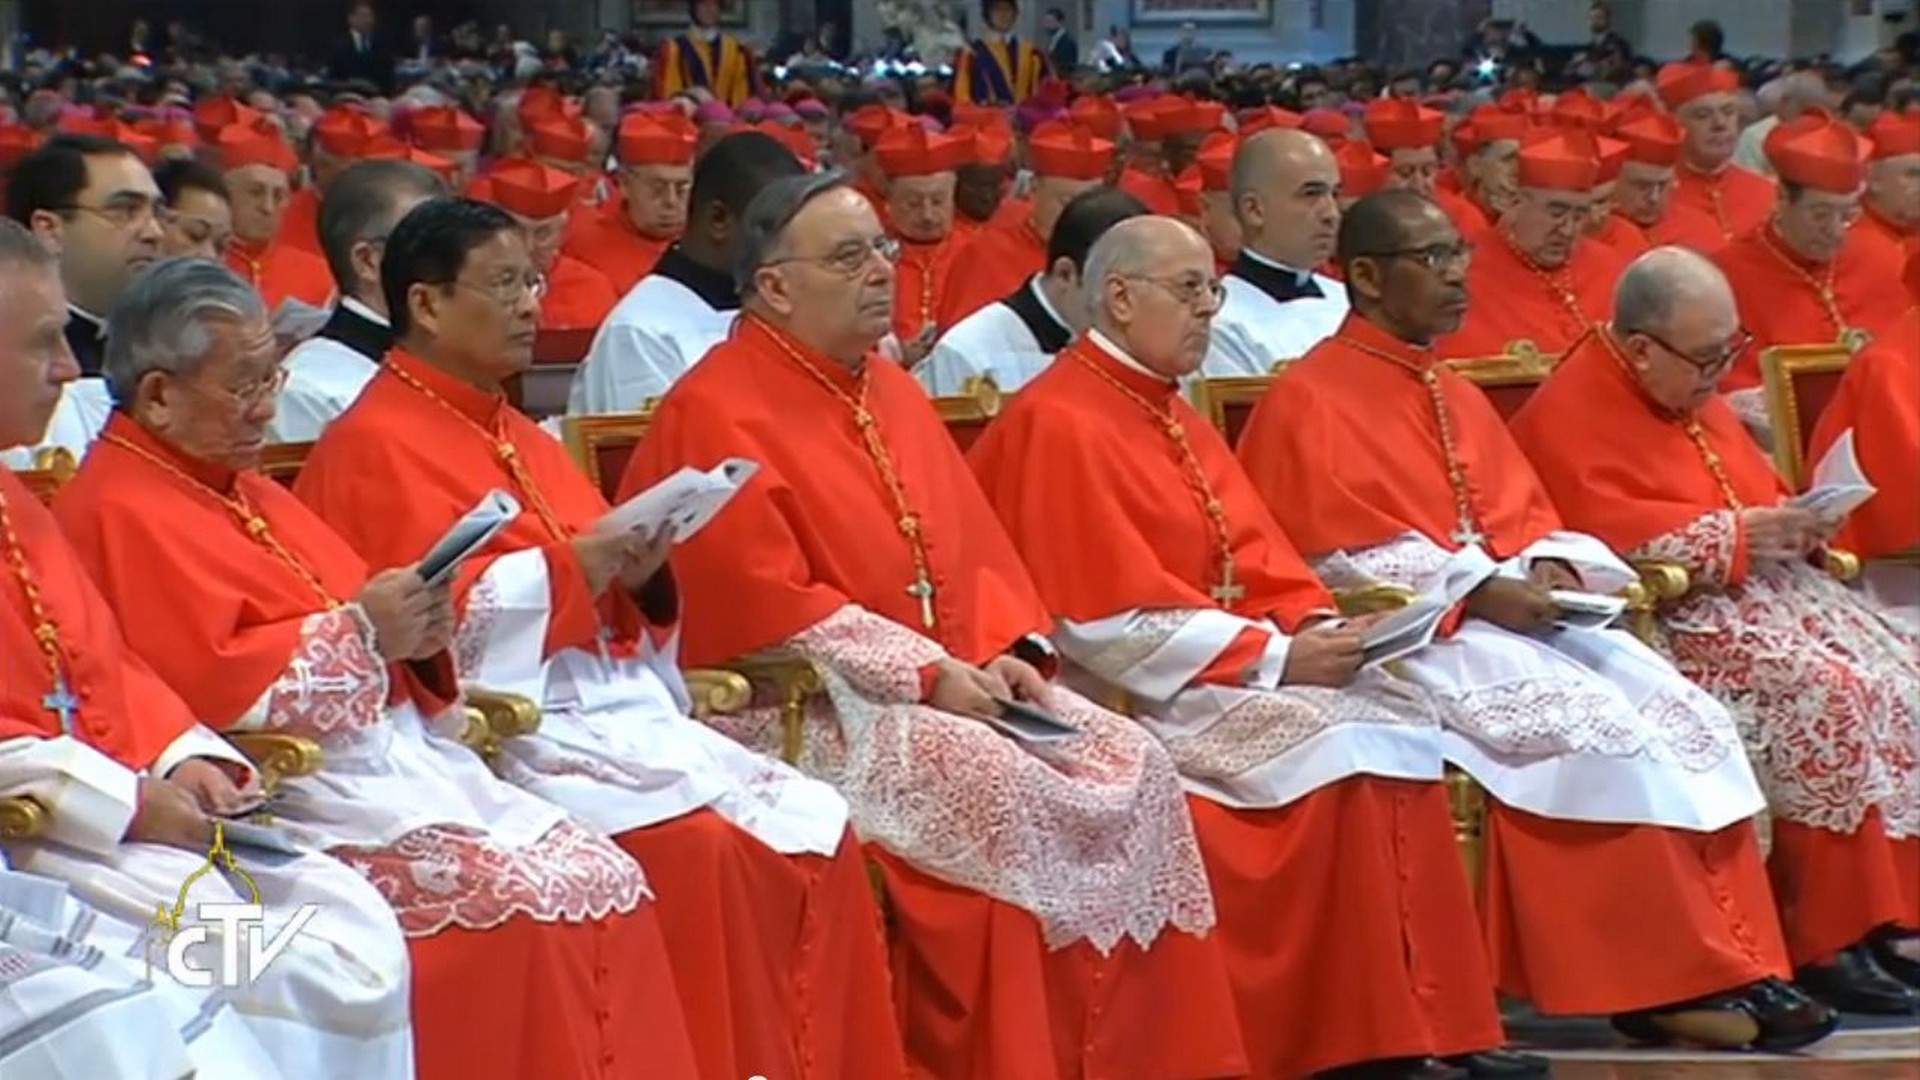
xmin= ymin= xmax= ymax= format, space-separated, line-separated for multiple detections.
xmin=752 ymin=316 xmax=940 ymax=629
xmin=1071 ymin=346 xmax=1246 ymax=607
xmin=385 ymin=361 xmax=573 ymax=543
xmin=101 ymin=433 xmax=341 ymax=610
xmin=1757 ymin=225 xmax=1869 ymax=352
xmin=0 ymin=486 xmax=82 ymax=732
xmin=1595 ymin=331 xmax=1744 ymax=510
xmin=1501 ymin=228 xmax=1593 ymax=335
xmin=1337 ymin=334 xmax=1487 ymax=547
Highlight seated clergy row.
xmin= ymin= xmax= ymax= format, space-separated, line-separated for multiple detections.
xmin=4 ymin=176 xmax=1916 ymax=1080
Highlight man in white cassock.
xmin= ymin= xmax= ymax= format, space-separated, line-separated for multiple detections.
xmin=0 ymin=221 xmax=413 ymax=1078
xmin=568 ymin=132 xmax=801 ymax=415
xmin=917 ymin=187 xmax=1146 ymax=397
xmin=1203 ymin=129 xmax=1350 ymax=377
xmin=271 ymin=160 xmax=446 ymax=443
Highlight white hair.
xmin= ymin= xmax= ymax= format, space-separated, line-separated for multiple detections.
xmin=102 ymin=259 xmax=266 ymax=405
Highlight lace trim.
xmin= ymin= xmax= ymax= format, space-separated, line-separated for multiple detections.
xmin=1435 ymin=674 xmax=1741 ymax=773
xmin=715 ymin=606 xmax=1218 ymax=952
xmin=328 ymin=817 xmax=646 ymax=937
xmin=1315 ymin=533 xmax=1454 ymax=590
xmin=453 ymin=573 xmax=502 ymax=677
xmin=1075 ymin=610 xmax=1188 ymax=684
xmin=1157 ymin=680 xmax=1435 ymax=781
xmin=1631 ymin=511 xmax=1738 ymax=591
xmin=1650 ymin=560 xmax=1920 ymax=838
xmin=259 ymin=607 xmax=389 ymax=740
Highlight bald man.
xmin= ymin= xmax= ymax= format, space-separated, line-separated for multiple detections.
xmin=971 ymin=214 xmax=1544 ymax=1079
xmin=1203 ymin=129 xmax=1350 ymax=377
xmin=1511 ymin=247 xmax=1920 ymax=1016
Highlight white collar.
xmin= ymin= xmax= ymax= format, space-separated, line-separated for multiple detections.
xmin=1242 ymin=247 xmax=1314 ymax=282
xmin=1086 ymin=327 xmax=1175 ymax=385
xmin=342 ymin=295 xmax=391 ymax=328
xmin=1026 ymin=274 xmax=1070 ymax=329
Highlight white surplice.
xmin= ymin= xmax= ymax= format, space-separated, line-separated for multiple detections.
xmin=1203 ymin=254 xmax=1349 ymax=377
xmin=0 ymin=380 xmax=112 ymax=470
xmin=917 ymin=275 xmax=1070 ymax=396
xmin=270 ymin=301 xmax=387 ymax=444
xmin=568 ymin=275 xmax=735 ymax=415
xmin=0 ymin=734 xmax=415 ymax=1079
xmin=453 ymin=549 xmax=849 ymax=856
xmin=232 ymin=605 xmax=648 ymax=935
xmin=1311 ymin=530 xmax=1766 ymax=833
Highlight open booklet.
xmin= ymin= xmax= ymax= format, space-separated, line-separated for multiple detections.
xmin=600 ymin=458 xmax=760 ymax=541
xmin=1790 ymin=428 xmax=1876 ymax=521
xmin=419 ymin=490 xmax=522 ymax=586
xmin=984 ymin=698 xmax=1084 ymax=745
xmin=1549 ymin=589 xmax=1627 ymax=631
xmin=1348 ymin=547 xmax=1498 ymax=668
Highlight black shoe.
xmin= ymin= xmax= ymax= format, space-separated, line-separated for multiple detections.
xmin=1795 ymin=945 xmax=1920 ymax=1015
xmin=1316 ymin=1059 xmax=1463 ymax=1080
xmin=1745 ymin=977 xmax=1841 ymax=1052
xmin=1440 ymin=1050 xmax=1551 ymax=1078
xmin=1609 ymin=992 xmax=1760 ymax=1049
xmin=1868 ymin=930 xmax=1920 ymax=990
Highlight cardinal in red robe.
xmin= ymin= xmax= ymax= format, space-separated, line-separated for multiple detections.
xmin=278 ymin=107 xmax=392 ymax=257
xmin=407 ymin=104 xmax=485 ymax=189
xmin=1508 ymin=245 xmax=1920 ymax=1015
xmin=1710 ymin=110 xmax=1907 ymax=414
xmin=938 ymin=121 xmax=1111 ymax=326
xmin=1441 ymin=131 xmax=1627 ymax=359
xmin=1808 ymin=249 xmax=1920 ymax=627
xmin=1366 ymin=98 xmax=1487 ymax=240
xmin=292 ymin=197 xmax=908 ymax=1080
xmin=971 ymin=216 xmax=1534 ymax=1078
xmin=560 ymin=111 xmax=696 ymax=294
xmin=56 ymin=274 xmax=701 ymax=1077
xmin=1857 ymin=111 xmax=1920 ymax=277
xmin=622 ymin=176 xmax=1248 ymax=1080
xmin=1118 ymin=97 xmax=1222 ymax=217
xmin=468 ymin=160 xmax=620 ymax=332
xmin=1236 ymin=191 xmax=1840 ymax=1048
xmin=218 ymin=121 xmax=335 ymax=310
xmin=874 ymin=124 xmax=970 ymax=354
xmin=1660 ymin=62 xmax=1776 ymax=243
xmin=1604 ymin=105 xmax=1726 ymax=254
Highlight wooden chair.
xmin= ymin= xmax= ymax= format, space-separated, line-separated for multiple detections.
xmin=258 ymin=442 xmax=314 ymax=489
xmin=560 ymin=407 xmax=658 ymax=502
xmin=1190 ymin=374 xmax=1276 ymax=449
xmin=1447 ymin=341 xmax=1557 ymax=421
xmin=1759 ymin=343 xmax=1851 ymax=489
xmin=931 ymin=375 xmax=1002 ymax=453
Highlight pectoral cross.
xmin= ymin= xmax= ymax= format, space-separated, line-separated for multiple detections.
xmin=906 ymin=572 xmax=937 ymax=629
xmin=1211 ymin=559 xmax=1246 ymax=607
xmin=41 ymin=677 xmax=79 ymax=735
xmin=1451 ymin=521 xmax=1487 ymax=547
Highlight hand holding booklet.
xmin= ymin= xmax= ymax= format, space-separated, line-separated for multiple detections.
xmin=986 ymin=698 xmax=1083 ymax=744
xmin=1789 ymin=429 xmax=1876 ymax=522
xmin=419 ymin=490 xmax=521 ymax=585
xmin=600 ymin=458 xmax=760 ymax=541
xmin=1549 ymin=589 xmax=1627 ymax=631
xmin=1350 ymin=547 xmax=1497 ymax=667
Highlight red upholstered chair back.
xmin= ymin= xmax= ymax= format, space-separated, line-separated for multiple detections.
xmin=15 ymin=447 xmax=76 ymax=508
xmin=1448 ymin=345 xmax=1558 ymax=421
xmin=532 ymin=329 xmax=595 ymax=366
xmin=1190 ymin=375 xmax=1276 ymax=449
xmin=933 ymin=376 xmax=1003 ymax=453
xmin=561 ymin=411 xmax=656 ymax=502
xmin=1760 ymin=344 xmax=1852 ymax=488
xmin=259 ymin=442 xmax=315 ymax=489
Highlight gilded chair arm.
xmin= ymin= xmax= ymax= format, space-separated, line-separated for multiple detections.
xmin=1878 ymin=546 xmax=1920 ymax=568
xmin=0 ymin=796 xmax=48 ymax=841
xmin=225 ymin=733 xmax=324 ymax=791
xmin=1334 ymin=583 xmax=1416 ymax=616
xmin=1823 ymin=549 xmax=1861 ymax=583
xmin=684 ymin=669 xmax=752 ymax=719
xmin=718 ymin=655 xmax=824 ymax=766
xmin=462 ymin=688 xmax=543 ymax=759
xmin=1631 ymin=560 xmax=1692 ymax=602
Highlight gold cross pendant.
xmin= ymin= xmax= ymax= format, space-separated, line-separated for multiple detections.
xmin=1211 ymin=559 xmax=1246 ymax=606
xmin=906 ymin=572 xmax=937 ymax=629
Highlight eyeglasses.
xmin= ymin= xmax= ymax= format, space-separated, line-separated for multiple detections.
xmin=1359 ymin=242 xmax=1475 ymax=272
xmin=60 ymin=195 xmax=169 ymax=228
xmin=762 ymin=236 xmax=900 ymax=278
xmin=188 ymin=365 xmax=290 ymax=410
xmin=454 ymin=272 xmax=549 ymax=305
xmin=1636 ymin=326 xmax=1754 ymax=377
xmin=1124 ymin=273 xmax=1226 ymax=308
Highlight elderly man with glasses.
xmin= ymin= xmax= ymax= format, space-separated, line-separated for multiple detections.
xmin=1511 ymin=246 xmax=1920 ymax=1017
xmin=621 ymin=172 xmax=1252 ymax=1080
xmin=2 ymin=133 xmax=165 ymax=466
xmin=1239 ymin=192 xmax=1841 ymax=1050
xmin=970 ymin=213 xmax=1549 ymax=1080
xmin=292 ymin=196 xmax=905 ymax=1080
